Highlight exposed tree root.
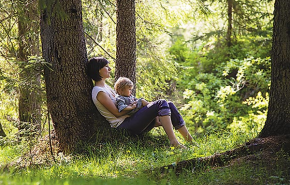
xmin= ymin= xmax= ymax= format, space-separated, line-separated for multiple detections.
xmin=157 ymin=134 xmax=290 ymax=174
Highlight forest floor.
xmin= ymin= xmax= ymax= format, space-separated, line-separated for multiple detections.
xmin=157 ymin=134 xmax=290 ymax=183
xmin=3 ymin=133 xmax=290 ymax=184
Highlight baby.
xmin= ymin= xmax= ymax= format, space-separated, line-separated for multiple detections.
xmin=114 ymin=77 xmax=148 ymax=115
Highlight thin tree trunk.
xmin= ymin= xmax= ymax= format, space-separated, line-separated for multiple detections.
xmin=17 ymin=0 xmax=42 ymax=136
xmin=227 ymin=0 xmax=233 ymax=48
xmin=115 ymin=0 xmax=136 ymax=93
xmin=0 ymin=123 xmax=6 ymax=137
xmin=40 ymin=0 xmax=104 ymax=153
xmin=260 ymin=0 xmax=290 ymax=137
xmin=96 ymin=1 xmax=103 ymax=42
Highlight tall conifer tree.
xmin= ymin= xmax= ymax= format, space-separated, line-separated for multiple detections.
xmin=260 ymin=0 xmax=290 ymax=137
xmin=40 ymin=0 xmax=104 ymax=153
xmin=115 ymin=0 xmax=136 ymax=92
xmin=17 ymin=0 xmax=42 ymax=137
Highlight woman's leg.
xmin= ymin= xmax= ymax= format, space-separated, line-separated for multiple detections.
xmin=159 ymin=115 xmax=185 ymax=148
xmin=177 ymin=125 xmax=193 ymax=142
xmin=118 ymin=99 xmax=170 ymax=135
xmin=118 ymin=100 xmax=185 ymax=147
xmin=168 ymin=102 xmax=193 ymax=142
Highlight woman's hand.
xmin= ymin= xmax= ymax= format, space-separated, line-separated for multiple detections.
xmin=124 ymin=103 xmax=137 ymax=111
xmin=141 ymin=99 xmax=149 ymax=106
xmin=97 ymin=91 xmax=130 ymax=117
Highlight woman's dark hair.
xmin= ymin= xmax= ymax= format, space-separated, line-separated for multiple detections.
xmin=86 ymin=57 xmax=109 ymax=81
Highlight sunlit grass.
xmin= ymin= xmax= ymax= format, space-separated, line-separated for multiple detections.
xmin=0 ymin=128 xmax=264 ymax=185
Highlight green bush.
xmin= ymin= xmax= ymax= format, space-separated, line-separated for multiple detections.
xmin=179 ymin=57 xmax=270 ymax=134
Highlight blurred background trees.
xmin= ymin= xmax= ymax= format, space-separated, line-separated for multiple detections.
xmin=17 ymin=0 xmax=42 ymax=137
xmin=0 ymin=0 xmax=274 ymax=144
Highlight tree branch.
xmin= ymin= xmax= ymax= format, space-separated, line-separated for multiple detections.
xmin=84 ymin=32 xmax=116 ymax=61
xmin=97 ymin=0 xmax=116 ymax=24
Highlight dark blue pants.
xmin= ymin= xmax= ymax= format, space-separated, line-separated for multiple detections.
xmin=117 ymin=99 xmax=185 ymax=135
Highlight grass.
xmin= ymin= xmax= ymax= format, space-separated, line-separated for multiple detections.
xmin=0 ymin=77 xmax=288 ymax=184
xmin=2 ymin=128 xmax=288 ymax=185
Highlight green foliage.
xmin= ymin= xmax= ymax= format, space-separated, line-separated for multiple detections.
xmin=83 ymin=0 xmax=116 ymax=59
xmin=0 ymin=0 xmax=274 ymax=138
xmin=0 ymin=1 xmax=18 ymax=57
xmin=136 ymin=55 xmax=177 ymax=101
xmin=0 ymin=0 xmax=280 ymax=183
xmin=0 ymin=56 xmax=47 ymax=147
xmin=164 ymin=0 xmax=273 ymax=135
xmin=179 ymin=57 xmax=270 ymax=134
xmin=0 ymin=58 xmax=19 ymax=137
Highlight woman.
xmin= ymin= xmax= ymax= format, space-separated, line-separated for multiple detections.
xmin=87 ymin=57 xmax=193 ymax=148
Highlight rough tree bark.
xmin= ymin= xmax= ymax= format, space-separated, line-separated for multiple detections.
xmin=17 ymin=0 xmax=42 ymax=136
xmin=259 ymin=0 xmax=290 ymax=137
xmin=40 ymin=0 xmax=104 ymax=153
xmin=115 ymin=0 xmax=136 ymax=92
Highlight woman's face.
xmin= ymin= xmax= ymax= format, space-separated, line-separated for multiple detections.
xmin=99 ymin=63 xmax=111 ymax=79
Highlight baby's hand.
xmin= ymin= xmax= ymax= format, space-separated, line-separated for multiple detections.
xmin=127 ymin=103 xmax=137 ymax=110
xmin=132 ymin=101 xmax=138 ymax=104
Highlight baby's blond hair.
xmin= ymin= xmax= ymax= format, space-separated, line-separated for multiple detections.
xmin=114 ymin=77 xmax=134 ymax=94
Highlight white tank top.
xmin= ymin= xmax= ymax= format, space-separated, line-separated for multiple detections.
xmin=92 ymin=85 xmax=129 ymax=128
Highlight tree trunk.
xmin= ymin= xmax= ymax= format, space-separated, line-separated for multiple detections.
xmin=0 ymin=123 xmax=6 ymax=137
xmin=259 ymin=0 xmax=290 ymax=137
xmin=96 ymin=1 xmax=103 ymax=42
xmin=40 ymin=0 xmax=104 ymax=153
xmin=115 ymin=0 xmax=136 ymax=92
xmin=226 ymin=0 xmax=233 ymax=48
xmin=17 ymin=0 xmax=42 ymax=137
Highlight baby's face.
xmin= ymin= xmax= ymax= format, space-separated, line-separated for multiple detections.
xmin=120 ymin=86 xmax=133 ymax=97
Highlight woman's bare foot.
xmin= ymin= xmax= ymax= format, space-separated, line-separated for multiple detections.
xmin=170 ymin=140 xmax=187 ymax=149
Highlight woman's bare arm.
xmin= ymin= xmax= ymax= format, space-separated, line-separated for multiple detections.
xmin=141 ymin=99 xmax=149 ymax=106
xmin=97 ymin=91 xmax=130 ymax=117
xmin=122 ymin=103 xmax=137 ymax=111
